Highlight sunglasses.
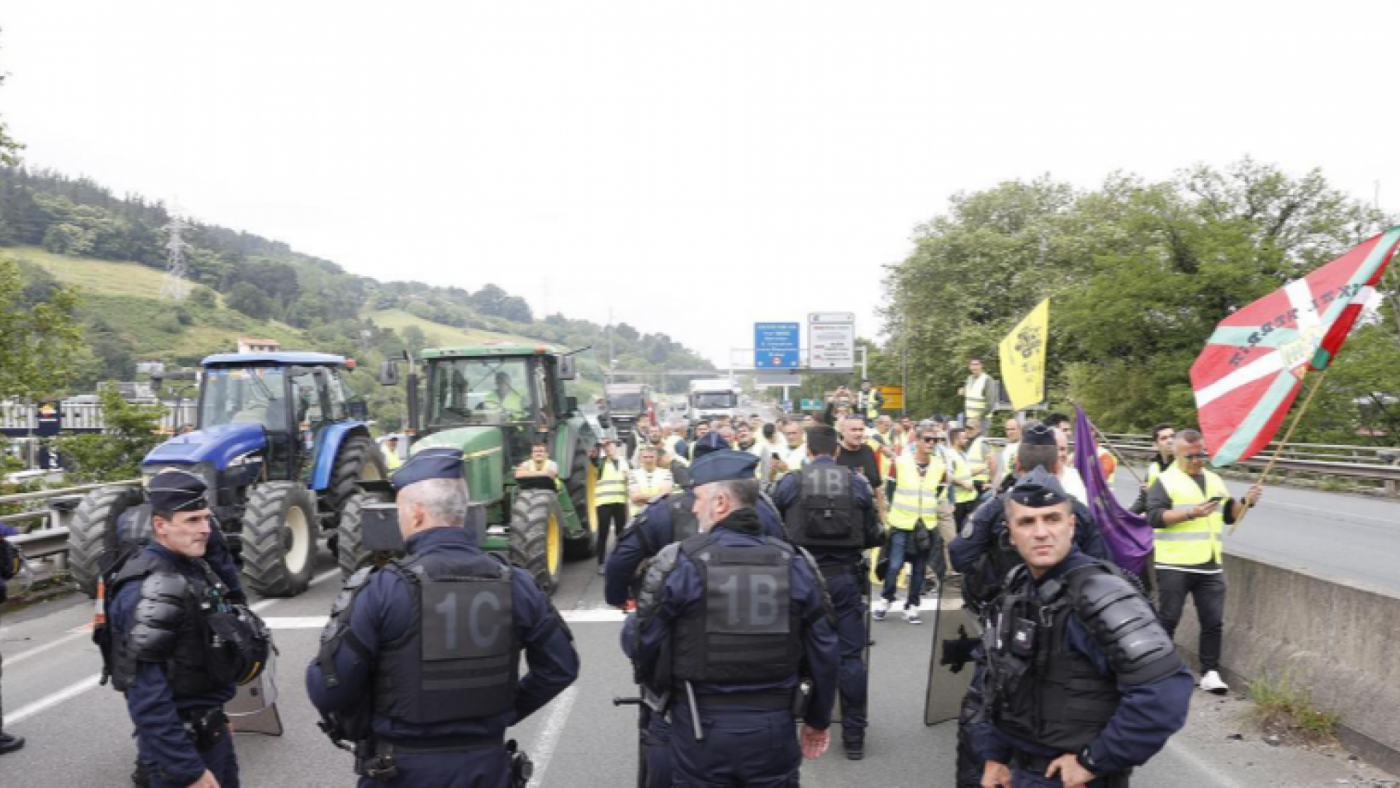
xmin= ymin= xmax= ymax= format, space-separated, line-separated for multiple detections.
xmin=921 ymin=436 xmax=943 ymax=442
xmin=1184 ymin=452 xmax=1210 ymax=460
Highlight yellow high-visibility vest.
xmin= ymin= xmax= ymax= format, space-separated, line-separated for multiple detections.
xmin=888 ymin=454 xmax=947 ymax=531
xmin=968 ymin=436 xmax=992 ymax=483
xmin=1147 ymin=458 xmax=1170 ymax=485
xmin=949 ymin=450 xmax=978 ymax=504
xmin=596 ymin=457 xmax=630 ymax=506
xmin=964 ymin=374 xmax=990 ymax=418
xmin=1154 ymin=464 xmax=1228 ymax=566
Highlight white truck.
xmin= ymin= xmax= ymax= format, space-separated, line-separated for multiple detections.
xmin=688 ymin=378 xmax=741 ymax=425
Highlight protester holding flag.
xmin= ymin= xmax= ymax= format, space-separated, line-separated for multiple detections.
xmin=1145 ymin=429 xmax=1261 ymax=695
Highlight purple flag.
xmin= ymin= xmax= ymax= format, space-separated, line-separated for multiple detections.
xmin=1073 ymin=407 xmax=1153 ymax=574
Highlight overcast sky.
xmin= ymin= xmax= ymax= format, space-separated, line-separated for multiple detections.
xmin=4 ymin=1 xmax=1399 ymax=367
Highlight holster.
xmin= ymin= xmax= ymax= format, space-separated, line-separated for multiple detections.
xmin=507 ymin=740 xmax=534 ymax=788
xmin=355 ymin=748 xmax=399 ymax=784
xmin=182 ymin=707 xmax=230 ymax=752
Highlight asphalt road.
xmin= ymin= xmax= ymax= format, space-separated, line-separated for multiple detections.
xmin=4 ymin=513 xmax=1396 ymax=788
xmin=1105 ymin=465 xmax=1400 ymax=595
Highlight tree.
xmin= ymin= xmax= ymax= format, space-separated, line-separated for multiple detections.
xmin=0 ymin=30 xmax=23 ymax=167
xmin=0 ymin=257 xmax=83 ymax=399
xmin=188 ymin=286 xmax=218 ymax=309
xmin=226 ymin=281 xmax=273 ymax=319
xmin=51 ymin=388 xmax=165 ymax=482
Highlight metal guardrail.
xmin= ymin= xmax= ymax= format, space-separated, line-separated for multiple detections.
xmin=1096 ymin=433 xmax=1400 ymax=494
xmin=1 ymin=479 xmax=141 ymax=561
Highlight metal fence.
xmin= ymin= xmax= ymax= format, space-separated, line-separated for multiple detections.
xmin=1 ymin=401 xmax=199 ymax=434
xmin=1098 ymin=433 xmax=1400 ymax=496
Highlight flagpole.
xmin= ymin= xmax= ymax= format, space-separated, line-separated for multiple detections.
xmin=1228 ymin=369 xmax=1329 ymax=535
xmin=1068 ymin=400 xmax=1145 ymax=486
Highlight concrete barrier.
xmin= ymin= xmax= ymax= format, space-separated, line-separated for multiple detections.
xmin=1172 ymin=550 xmax=1400 ymax=774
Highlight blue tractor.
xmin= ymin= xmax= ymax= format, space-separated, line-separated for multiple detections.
xmin=65 ymin=352 xmax=386 ymax=598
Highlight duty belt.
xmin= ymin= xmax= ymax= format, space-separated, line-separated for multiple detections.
xmin=1011 ymin=750 xmax=1055 ymax=773
xmin=818 ymin=562 xmax=857 ymax=580
xmin=688 ymin=690 xmax=793 ymax=711
xmin=376 ymin=733 xmax=506 ymax=754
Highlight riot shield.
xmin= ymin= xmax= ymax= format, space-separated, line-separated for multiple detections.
xmin=228 ymin=647 xmax=283 ymax=736
xmin=923 ymin=584 xmax=980 ymax=725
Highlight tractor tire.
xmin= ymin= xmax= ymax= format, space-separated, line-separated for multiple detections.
xmin=510 ymin=488 xmax=563 ymax=595
xmin=336 ymin=490 xmax=389 ymax=579
xmin=325 ymin=434 xmax=387 ymax=530
xmin=241 ymin=481 xmax=318 ymax=597
xmin=67 ymin=485 xmax=143 ymax=597
xmin=563 ymin=444 xmax=597 ymax=560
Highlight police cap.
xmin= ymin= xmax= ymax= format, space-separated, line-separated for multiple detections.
xmin=689 ymin=450 xmax=759 ymax=487
xmin=1020 ymin=423 xmax=1057 ymax=447
xmin=391 ymin=446 xmax=465 ymax=491
xmin=1008 ymin=467 xmax=1070 ymax=508
xmin=147 ymin=469 xmax=209 ymax=514
xmin=690 ymin=431 xmax=730 ymax=461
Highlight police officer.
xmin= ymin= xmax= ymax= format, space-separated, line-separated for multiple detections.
xmin=119 ymin=475 xmax=247 ymax=788
xmin=0 ymin=519 xmax=24 ymax=756
xmin=308 ymin=448 xmax=580 ymax=788
xmin=772 ymin=424 xmax=884 ymax=760
xmin=625 ymin=450 xmax=840 ymax=786
xmin=107 ymin=470 xmax=273 ymax=788
xmin=604 ymin=433 xmax=787 ymax=788
xmin=947 ymin=424 xmax=1113 ymax=788
xmin=979 ymin=470 xmax=1192 ymax=788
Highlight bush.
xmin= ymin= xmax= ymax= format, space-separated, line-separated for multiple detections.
xmin=51 ymin=388 xmax=165 ymax=482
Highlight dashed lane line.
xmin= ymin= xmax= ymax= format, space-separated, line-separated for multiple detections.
xmin=2 ymin=567 xmax=341 ymax=729
xmin=526 ymin=686 xmax=579 ymax=788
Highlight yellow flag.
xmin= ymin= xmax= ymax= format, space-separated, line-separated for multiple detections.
xmin=998 ymin=298 xmax=1049 ymax=409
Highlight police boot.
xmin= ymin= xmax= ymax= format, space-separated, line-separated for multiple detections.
xmin=842 ymin=733 xmax=864 ymax=761
xmin=0 ymin=732 xmax=25 ymax=755
xmin=131 ymin=755 xmax=150 ymax=786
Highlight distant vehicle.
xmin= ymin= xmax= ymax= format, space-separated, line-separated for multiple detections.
xmin=604 ymin=383 xmax=654 ymax=452
xmin=689 ymin=378 xmax=741 ymax=425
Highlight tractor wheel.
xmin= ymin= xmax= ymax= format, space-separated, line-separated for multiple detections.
xmin=335 ymin=490 xmax=389 ymax=579
xmin=67 ymin=485 xmax=143 ymax=597
xmin=241 ymin=481 xmax=317 ymax=597
xmin=325 ymin=434 xmax=387 ymax=529
xmin=510 ymin=488 xmax=563 ymax=594
xmin=563 ymin=443 xmax=598 ymax=560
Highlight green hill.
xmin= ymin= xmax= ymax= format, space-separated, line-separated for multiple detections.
xmin=0 ymin=166 xmax=714 ymax=404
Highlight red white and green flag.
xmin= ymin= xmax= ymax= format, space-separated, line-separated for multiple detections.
xmin=1191 ymin=227 xmax=1400 ymax=467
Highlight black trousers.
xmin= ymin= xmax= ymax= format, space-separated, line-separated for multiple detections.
xmin=1156 ymin=569 xmax=1226 ymax=672
xmin=596 ymin=502 xmax=630 ymax=564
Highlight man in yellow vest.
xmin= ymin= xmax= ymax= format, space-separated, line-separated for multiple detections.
xmin=1131 ymin=423 xmax=1176 ymax=514
xmin=946 ymin=426 xmax=980 ymax=532
xmin=994 ymin=417 xmax=1021 ymax=489
xmin=856 ymin=380 xmax=884 ymax=426
xmin=964 ymin=420 xmax=996 ymax=497
xmin=957 ymin=358 xmax=991 ymax=428
xmin=875 ymin=421 xmax=948 ymax=624
xmin=1145 ymin=428 xmax=1261 ymax=695
xmin=382 ymin=436 xmax=403 ymax=472
xmin=592 ymin=436 xmax=631 ymax=575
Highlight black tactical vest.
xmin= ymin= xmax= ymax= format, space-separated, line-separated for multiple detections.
xmin=373 ymin=550 xmax=519 ymax=724
xmin=988 ymin=567 xmax=1120 ymax=751
xmin=109 ymin=550 xmax=222 ymax=698
xmin=784 ymin=463 xmax=860 ymax=548
xmin=672 ymin=533 xmax=802 ymax=684
xmin=668 ymin=491 xmax=700 ymax=543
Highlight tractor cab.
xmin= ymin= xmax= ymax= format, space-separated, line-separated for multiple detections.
xmin=191 ymin=353 xmax=366 ymax=483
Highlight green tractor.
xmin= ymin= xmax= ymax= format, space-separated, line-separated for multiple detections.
xmin=338 ymin=343 xmax=599 ymax=592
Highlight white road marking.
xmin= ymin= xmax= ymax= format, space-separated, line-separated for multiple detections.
xmin=3 ymin=567 xmax=340 ymax=728
xmin=263 ymin=616 xmax=330 ymax=630
xmin=6 ymin=630 xmax=89 ymax=667
xmin=561 ymin=609 xmax=626 ymax=623
xmin=1162 ymin=735 xmax=1249 ymax=788
xmin=4 ymin=673 xmax=102 ymax=727
xmin=526 ymin=685 xmax=579 ymax=788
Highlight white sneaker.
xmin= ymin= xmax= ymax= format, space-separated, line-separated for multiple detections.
xmin=872 ymin=599 xmax=890 ymax=621
xmin=904 ymin=607 xmax=922 ymax=625
xmin=1200 ymin=670 xmax=1229 ymax=694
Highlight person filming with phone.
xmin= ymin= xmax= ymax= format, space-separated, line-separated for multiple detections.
xmin=1145 ymin=429 xmax=1262 ymax=696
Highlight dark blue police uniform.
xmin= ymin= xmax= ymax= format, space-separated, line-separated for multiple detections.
xmin=603 ymin=445 xmax=786 ymax=788
xmin=0 ymin=521 xmax=24 ymax=755
xmin=771 ymin=452 xmax=883 ymax=758
xmin=977 ymin=471 xmax=1192 ymax=787
xmin=624 ymin=451 xmax=840 ymax=787
xmin=107 ymin=470 xmax=270 ymax=788
xmin=307 ymin=449 xmax=580 ymax=788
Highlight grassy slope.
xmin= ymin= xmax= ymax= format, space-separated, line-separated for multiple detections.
xmin=5 ymin=245 xmax=308 ymax=361
xmin=364 ymin=308 xmax=538 ymax=347
xmin=6 ymin=246 xmax=556 ymax=362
